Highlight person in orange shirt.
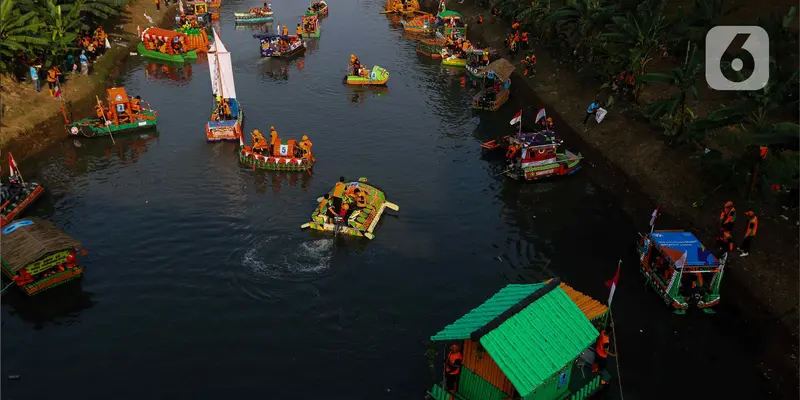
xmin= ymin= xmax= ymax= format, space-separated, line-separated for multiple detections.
xmin=592 ymin=330 xmax=615 ymax=383
xmin=445 ymin=344 xmax=463 ymax=393
xmin=739 ymin=211 xmax=758 ymax=257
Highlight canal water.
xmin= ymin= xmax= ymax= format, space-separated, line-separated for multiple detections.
xmin=1 ymin=1 xmax=780 ymax=399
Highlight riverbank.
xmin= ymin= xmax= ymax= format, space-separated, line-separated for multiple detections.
xmin=441 ymin=0 xmax=798 ymax=395
xmin=0 ymin=1 xmax=177 ymax=160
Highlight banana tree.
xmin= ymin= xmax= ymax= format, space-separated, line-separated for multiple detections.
xmin=756 ymin=6 xmax=798 ymax=84
xmin=38 ymin=0 xmax=85 ymax=66
xmin=0 ymin=0 xmax=48 ymax=72
xmin=598 ymin=0 xmax=670 ymax=100
xmin=640 ymin=42 xmax=702 ymax=142
xmin=547 ymin=0 xmax=617 ymax=57
xmin=516 ymin=1 xmax=554 ymax=40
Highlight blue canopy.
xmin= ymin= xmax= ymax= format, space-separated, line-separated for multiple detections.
xmin=650 ymin=231 xmax=719 ymax=267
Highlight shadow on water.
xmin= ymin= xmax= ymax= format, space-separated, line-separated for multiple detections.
xmin=2 ymin=281 xmax=96 ymax=330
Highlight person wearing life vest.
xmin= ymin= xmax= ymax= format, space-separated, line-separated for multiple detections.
xmin=719 ymin=201 xmax=736 ymax=231
xmin=444 ymin=343 xmax=463 ymax=392
xmin=252 ymin=129 xmax=269 ymax=153
xmin=545 ymin=117 xmax=554 ymax=131
xmin=717 ymin=228 xmax=734 ymax=256
xmin=131 ymin=95 xmax=142 ymax=112
xmin=477 ymin=15 xmax=483 ymax=24
xmin=282 ymin=25 xmax=289 ymax=36
xmin=65 ymin=251 xmax=78 ymax=268
xmin=269 ymin=126 xmax=279 ymax=147
xmin=739 ymin=211 xmax=758 ymax=257
xmin=296 ymin=23 xmax=303 ymax=38
xmin=331 ymin=176 xmax=347 ymax=211
xmin=221 ymin=98 xmax=232 ymax=120
xmin=46 ymin=66 xmax=60 ymax=97
xmin=299 ymin=135 xmax=313 ymax=159
xmin=592 ymin=330 xmax=615 ymax=382
xmin=314 ymin=193 xmax=331 ymax=223
xmin=521 ymin=31 xmax=529 ymax=48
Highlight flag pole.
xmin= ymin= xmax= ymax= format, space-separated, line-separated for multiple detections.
xmin=96 ymin=95 xmax=116 ymax=145
xmin=518 ymin=109 xmax=522 ymax=135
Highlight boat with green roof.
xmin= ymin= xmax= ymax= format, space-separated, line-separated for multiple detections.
xmin=427 ymin=278 xmax=614 ymax=400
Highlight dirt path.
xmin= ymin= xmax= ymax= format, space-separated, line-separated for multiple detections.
xmin=0 ymin=1 xmax=177 ymax=159
xmin=437 ymin=0 xmax=798 ymax=395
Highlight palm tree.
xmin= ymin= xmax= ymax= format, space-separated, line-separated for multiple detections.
xmin=597 ymin=0 xmax=671 ymax=99
xmin=639 ymin=42 xmax=702 ymax=142
xmin=0 ymin=0 xmax=48 ymax=72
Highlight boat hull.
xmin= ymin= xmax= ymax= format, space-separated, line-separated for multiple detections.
xmin=507 ymin=152 xmax=583 ymax=181
xmin=345 ymin=66 xmax=390 ymax=86
xmin=260 ymin=43 xmax=306 ymax=58
xmin=239 ymin=146 xmax=315 ymax=171
xmin=137 ymin=42 xmax=198 ymax=63
xmin=472 ymin=89 xmax=509 ymax=111
xmin=301 ymin=29 xmax=321 ymax=38
xmin=466 ymin=65 xmax=488 ymax=78
xmin=442 ymin=57 xmax=466 ymax=67
xmin=207 ymin=109 xmax=244 ymax=142
xmin=66 ymin=109 xmax=158 ymax=138
xmin=234 ymin=12 xmax=274 ymax=23
xmin=2 ymin=266 xmax=84 ymax=296
xmin=1 ymin=183 xmax=44 ymax=227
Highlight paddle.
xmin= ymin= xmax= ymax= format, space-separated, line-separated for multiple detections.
xmin=95 ymin=95 xmax=116 ymax=145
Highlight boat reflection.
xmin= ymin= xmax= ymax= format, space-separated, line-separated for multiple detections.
xmin=235 ymin=21 xmax=273 ymax=32
xmin=144 ymin=62 xmax=193 ymax=84
xmin=244 ymin=167 xmax=313 ymax=194
xmin=304 ymin=38 xmax=319 ymax=54
xmin=63 ymin=133 xmax=160 ymax=173
xmin=2 ymin=280 xmax=96 ymax=329
xmin=348 ymin=86 xmax=389 ymax=104
xmin=261 ymin=57 xmax=307 ymax=81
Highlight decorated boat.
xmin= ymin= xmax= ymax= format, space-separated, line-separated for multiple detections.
xmin=416 ymin=38 xmax=446 ymax=59
xmin=300 ymin=177 xmax=399 ymax=240
xmin=401 ymin=13 xmax=434 ymax=34
xmin=344 ymin=65 xmax=390 ymax=86
xmin=382 ymin=0 xmax=421 ymax=14
xmin=465 ymin=48 xmax=497 ymax=78
xmin=1 ymin=153 xmax=44 ymax=228
xmin=427 ymin=278 xmax=614 ymax=400
xmin=1 ymin=218 xmax=86 ymax=296
xmin=254 ymin=33 xmax=306 ymax=58
xmin=441 ymin=49 xmax=466 ymax=67
xmin=137 ymin=27 xmax=198 ymax=63
xmin=305 ymin=0 xmax=328 ymax=18
xmin=638 ymin=227 xmax=727 ymax=314
xmin=234 ymin=4 xmax=274 ymax=23
xmin=180 ymin=1 xmax=213 ymax=26
xmin=301 ymin=14 xmax=321 ymax=38
xmin=503 ymin=132 xmax=583 ymax=181
xmin=176 ymin=27 xmax=210 ymax=53
xmin=437 ymin=10 xmax=467 ymax=37
xmin=472 ymin=59 xmax=514 ymax=111
xmin=239 ymin=128 xmax=315 ymax=171
xmin=206 ymin=29 xmax=243 ymax=142
xmin=66 ymin=87 xmax=157 ymax=138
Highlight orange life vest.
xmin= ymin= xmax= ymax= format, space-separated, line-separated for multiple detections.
xmin=596 ymin=332 xmax=610 ymax=358
xmin=759 ymin=146 xmax=768 ymax=159
xmin=745 ymin=216 xmax=758 ymax=237
xmin=332 ymin=182 xmax=346 ymax=198
xmin=446 ymin=351 xmax=463 ymax=375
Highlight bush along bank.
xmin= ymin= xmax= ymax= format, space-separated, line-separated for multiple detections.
xmin=0 ymin=0 xmax=178 ymax=160
xmin=439 ymin=0 xmax=798 ymax=394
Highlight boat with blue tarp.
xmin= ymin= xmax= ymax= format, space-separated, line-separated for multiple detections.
xmin=638 ymin=228 xmax=727 ymax=314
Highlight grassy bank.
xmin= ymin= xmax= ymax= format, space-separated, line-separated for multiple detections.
xmin=0 ymin=0 xmax=177 ymax=160
xmin=435 ymin=0 xmax=798 ymax=395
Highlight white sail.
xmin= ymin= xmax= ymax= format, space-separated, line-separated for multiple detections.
xmin=207 ymin=29 xmax=237 ymax=99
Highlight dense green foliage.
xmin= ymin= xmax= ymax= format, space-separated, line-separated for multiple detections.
xmin=489 ymin=0 xmax=798 ymax=187
xmin=0 ymin=0 xmax=126 ymax=71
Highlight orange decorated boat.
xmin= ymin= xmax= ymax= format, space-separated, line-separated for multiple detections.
xmin=239 ymin=128 xmax=315 ymax=171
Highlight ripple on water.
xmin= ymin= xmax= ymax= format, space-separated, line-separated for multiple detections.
xmin=235 ymin=234 xmax=335 ymax=289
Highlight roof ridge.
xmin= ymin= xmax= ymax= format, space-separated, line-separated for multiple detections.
xmin=470 ymin=278 xmax=561 ymax=341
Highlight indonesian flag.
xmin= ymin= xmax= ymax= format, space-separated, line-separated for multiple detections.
xmin=534 ymin=107 xmax=546 ymax=123
xmin=509 ymin=110 xmax=522 ymax=125
xmin=605 ymin=262 xmax=620 ymax=305
xmin=8 ymin=152 xmax=21 ymax=180
xmin=439 ymin=0 xmax=446 ymax=12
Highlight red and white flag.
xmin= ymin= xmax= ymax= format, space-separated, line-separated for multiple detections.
xmin=534 ymin=107 xmax=546 ymax=123
xmin=605 ymin=261 xmax=621 ymax=305
xmin=8 ymin=152 xmax=22 ymax=181
xmin=509 ymin=110 xmax=522 ymax=125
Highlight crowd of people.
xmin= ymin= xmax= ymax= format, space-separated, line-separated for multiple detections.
xmin=143 ymin=37 xmax=187 ymax=55
xmin=250 ymin=127 xmax=314 ymax=160
xmin=442 ymin=33 xmax=473 ymax=60
xmin=249 ymin=2 xmax=271 ymax=16
xmin=210 ymin=96 xmax=234 ymax=121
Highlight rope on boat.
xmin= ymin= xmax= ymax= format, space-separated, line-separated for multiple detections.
xmin=1 ymin=281 xmax=16 ymax=295
xmin=610 ymin=310 xmax=625 ymax=400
